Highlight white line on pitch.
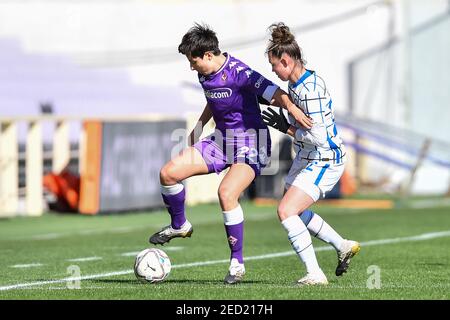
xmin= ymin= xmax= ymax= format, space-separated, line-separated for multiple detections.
xmin=10 ymin=263 xmax=44 ymax=269
xmin=1 ymin=230 xmax=449 ymax=291
xmin=120 ymin=252 xmax=141 ymax=257
xmin=11 ymin=213 xmax=276 ymax=242
xmin=66 ymin=257 xmax=103 ymax=262
xmin=29 ymin=233 xmax=62 ymax=240
xmin=120 ymin=246 xmax=184 ymax=257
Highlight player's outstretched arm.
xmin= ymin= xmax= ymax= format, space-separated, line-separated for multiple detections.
xmin=262 ymin=107 xmax=326 ymax=147
xmin=261 ymin=107 xmax=297 ymax=137
xmin=271 ymin=88 xmax=313 ymax=129
xmin=187 ymin=103 xmax=213 ymax=146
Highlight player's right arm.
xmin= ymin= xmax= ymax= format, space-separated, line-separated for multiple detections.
xmin=187 ymin=103 xmax=213 ymax=147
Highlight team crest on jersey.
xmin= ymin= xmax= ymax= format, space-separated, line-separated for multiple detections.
xmin=221 ymin=72 xmax=227 ymax=82
xmin=228 ymin=236 xmax=238 ymax=246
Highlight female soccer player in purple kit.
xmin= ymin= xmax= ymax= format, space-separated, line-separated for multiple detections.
xmin=149 ymin=23 xmax=312 ymax=284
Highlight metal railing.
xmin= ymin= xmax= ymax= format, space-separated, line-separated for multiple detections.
xmin=0 ymin=113 xmax=226 ymax=217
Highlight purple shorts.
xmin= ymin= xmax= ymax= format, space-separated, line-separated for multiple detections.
xmin=194 ymin=129 xmax=271 ymax=176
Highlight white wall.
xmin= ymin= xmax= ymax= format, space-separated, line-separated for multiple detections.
xmin=0 ymin=0 xmax=393 ymax=116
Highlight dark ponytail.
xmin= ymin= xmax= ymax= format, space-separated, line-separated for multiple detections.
xmin=266 ymin=22 xmax=306 ymax=64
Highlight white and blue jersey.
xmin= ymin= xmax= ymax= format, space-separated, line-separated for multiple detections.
xmin=287 ymin=69 xmax=345 ymax=164
xmin=285 ymin=70 xmax=346 ymax=201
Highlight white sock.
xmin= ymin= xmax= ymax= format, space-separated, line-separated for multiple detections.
xmin=307 ymin=213 xmax=344 ymax=251
xmin=160 ymin=183 xmax=184 ymax=195
xmin=281 ymin=215 xmax=321 ymax=274
xmin=223 ymin=205 xmax=244 ymax=225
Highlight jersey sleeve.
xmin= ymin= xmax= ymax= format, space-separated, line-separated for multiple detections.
xmin=235 ymin=67 xmax=279 ymax=103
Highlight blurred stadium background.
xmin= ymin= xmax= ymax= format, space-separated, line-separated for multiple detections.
xmin=1 ymin=0 xmax=449 ymax=217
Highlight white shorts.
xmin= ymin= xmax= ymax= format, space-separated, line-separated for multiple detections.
xmin=285 ymin=158 xmax=345 ymax=202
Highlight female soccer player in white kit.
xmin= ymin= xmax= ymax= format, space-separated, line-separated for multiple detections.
xmin=262 ymin=22 xmax=360 ymax=285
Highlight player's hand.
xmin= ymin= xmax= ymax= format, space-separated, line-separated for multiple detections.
xmin=262 ymin=107 xmax=290 ymax=134
xmin=289 ymin=106 xmax=313 ymax=129
xmin=257 ymin=96 xmax=271 ymax=106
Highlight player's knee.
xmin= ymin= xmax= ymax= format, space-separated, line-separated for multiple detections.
xmin=277 ymin=203 xmax=294 ymax=221
xmin=218 ymin=185 xmax=237 ymax=208
xmin=159 ymin=164 xmax=178 ymax=185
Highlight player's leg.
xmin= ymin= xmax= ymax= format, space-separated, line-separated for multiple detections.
xmin=218 ymin=163 xmax=256 ymax=284
xmin=282 ymin=187 xmax=348 ymax=256
xmin=278 ymin=186 xmax=328 ymax=285
xmin=299 ymin=209 xmax=360 ymax=276
xmin=298 ymin=209 xmax=343 ymax=250
xmin=281 ymin=186 xmax=344 ymax=251
xmin=293 ymin=162 xmax=360 ymax=276
xmin=149 ymin=146 xmax=210 ymax=245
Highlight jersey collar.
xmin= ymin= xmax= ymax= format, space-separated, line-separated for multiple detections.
xmin=291 ymin=69 xmax=313 ymax=89
xmin=207 ymin=52 xmax=230 ymax=79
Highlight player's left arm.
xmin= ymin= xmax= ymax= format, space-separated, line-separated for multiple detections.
xmin=257 ymin=89 xmax=313 ymax=130
xmin=187 ymin=103 xmax=213 ymax=146
xmin=237 ymin=68 xmax=312 ymax=129
xmin=271 ymin=88 xmax=313 ymax=129
xmin=262 ymin=106 xmax=327 ymax=146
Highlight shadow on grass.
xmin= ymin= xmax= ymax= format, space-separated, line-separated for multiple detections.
xmin=90 ymin=278 xmax=268 ymax=285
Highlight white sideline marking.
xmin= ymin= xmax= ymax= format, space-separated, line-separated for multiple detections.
xmin=1 ymin=230 xmax=449 ymax=291
xmin=11 ymin=213 xmax=276 ymax=242
xmin=66 ymin=257 xmax=103 ymax=262
xmin=120 ymin=252 xmax=140 ymax=257
xmin=408 ymin=198 xmax=450 ymax=209
xmin=30 ymin=233 xmax=61 ymax=240
xmin=120 ymin=246 xmax=184 ymax=257
xmin=14 ymin=227 xmax=149 ymax=241
xmin=10 ymin=263 xmax=43 ymax=268
xmin=164 ymin=246 xmax=185 ymax=251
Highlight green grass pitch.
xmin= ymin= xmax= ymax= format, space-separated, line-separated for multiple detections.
xmin=0 ymin=200 xmax=449 ymax=300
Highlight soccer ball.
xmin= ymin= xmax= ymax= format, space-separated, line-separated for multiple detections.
xmin=134 ymin=248 xmax=171 ymax=283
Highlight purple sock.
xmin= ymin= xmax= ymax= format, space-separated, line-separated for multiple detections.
xmin=161 ymin=188 xmax=186 ymax=229
xmin=224 ymin=222 xmax=244 ymax=264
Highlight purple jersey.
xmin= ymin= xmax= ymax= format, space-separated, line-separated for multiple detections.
xmin=194 ymin=53 xmax=277 ymax=176
xmin=199 ymin=53 xmax=279 ymax=134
